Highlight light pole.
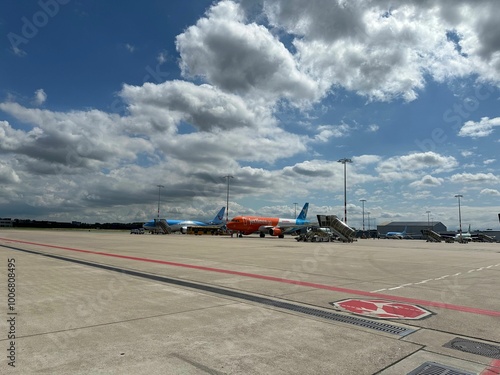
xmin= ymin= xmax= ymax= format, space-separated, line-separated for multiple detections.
xmin=337 ymin=158 xmax=352 ymax=224
xmin=360 ymin=199 xmax=366 ymax=231
xmin=222 ymin=175 xmax=234 ymax=223
xmin=293 ymin=202 xmax=298 ymax=218
xmin=156 ymin=184 xmax=164 ymax=219
xmin=367 ymin=211 xmax=371 ymax=237
xmin=455 ymin=194 xmax=463 ymax=242
xmin=426 ymin=210 xmax=431 ymax=229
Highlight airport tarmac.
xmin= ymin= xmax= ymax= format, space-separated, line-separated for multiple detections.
xmin=1 ymin=229 xmax=499 ymax=374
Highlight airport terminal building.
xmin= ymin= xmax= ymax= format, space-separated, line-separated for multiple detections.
xmin=0 ymin=218 xmax=13 ymax=227
xmin=377 ymin=221 xmax=447 ymax=238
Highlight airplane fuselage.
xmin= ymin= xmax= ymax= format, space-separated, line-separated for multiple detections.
xmin=143 ymin=207 xmax=226 ymax=234
xmin=143 ymin=219 xmax=217 ymax=233
xmin=386 ymin=232 xmax=404 ymax=239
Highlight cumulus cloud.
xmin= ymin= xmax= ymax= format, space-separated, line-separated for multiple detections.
xmin=176 ymin=0 xmax=319 ymax=105
xmin=313 ymin=124 xmax=351 ymax=142
xmin=262 ymin=1 xmax=463 ymax=101
xmin=251 ymin=0 xmax=500 ymax=102
xmin=0 ymin=102 xmax=153 ymax=174
xmin=33 ymin=89 xmax=47 ymax=106
xmin=283 ymin=160 xmax=334 ymax=178
xmin=157 ymin=51 xmax=168 ymax=64
xmin=409 ymin=174 xmax=444 ymax=189
xmin=353 ymin=155 xmax=382 ymax=166
xmin=120 ymin=80 xmax=275 ymax=133
xmin=480 ymin=188 xmax=500 ymax=196
xmin=0 ymin=161 xmax=20 ymax=184
xmin=376 ymin=152 xmax=458 ymax=179
xmin=450 ymin=172 xmax=499 ymax=184
xmin=458 ymin=117 xmax=500 ymax=138
xmin=119 ymin=80 xmax=307 ymax=164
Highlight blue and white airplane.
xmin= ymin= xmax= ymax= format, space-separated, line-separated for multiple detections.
xmin=143 ymin=207 xmax=225 ymax=234
xmin=386 ymin=226 xmax=408 ymax=239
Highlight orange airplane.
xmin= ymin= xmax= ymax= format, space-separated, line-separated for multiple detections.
xmin=226 ymin=203 xmax=309 ymax=238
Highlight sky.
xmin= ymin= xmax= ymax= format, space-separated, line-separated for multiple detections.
xmin=1 ymin=0 xmax=500 ymax=231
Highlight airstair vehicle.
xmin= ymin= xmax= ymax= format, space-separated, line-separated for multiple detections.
xmin=154 ymin=219 xmax=172 ymax=234
xmin=316 ymin=215 xmax=356 ymax=242
xmin=421 ymin=229 xmax=445 ymax=243
xmin=295 ymin=227 xmax=336 ymax=242
xmin=475 ymin=233 xmax=496 ymax=243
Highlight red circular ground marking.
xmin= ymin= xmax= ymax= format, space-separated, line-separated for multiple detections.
xmin=333 ymin=298 xmax=433 ymax=320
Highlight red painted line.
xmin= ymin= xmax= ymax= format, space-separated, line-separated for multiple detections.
xmin=481 ymin=359 xmax=500 ymax=375
xmin=3 ymin=237 xmax=500 ymax=318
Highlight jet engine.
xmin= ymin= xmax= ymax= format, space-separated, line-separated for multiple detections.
xmin=269 ymin=227 xmax=283 ymax=237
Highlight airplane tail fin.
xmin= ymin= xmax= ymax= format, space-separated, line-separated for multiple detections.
xmin=402 ymin=226 xmax=407 ymax=235
xmin=297 ymin=203 xmax=309 ymax=220
xmin=211 ymin=207 xmax=226 ymax=224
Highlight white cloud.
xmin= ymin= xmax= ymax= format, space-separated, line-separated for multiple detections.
xmin=125 ymin=43 xmax=135 ymax=53
xmin=262 ymin=1 xmax=473 ymax=102
xmin=313 ymin=123 xmax=351 ymax=142
xmin=157 ymin=51 xmax=168 ymax=64
xmin=121 ymin=80 xmax=274 ymax=133
xmin=250 ymin=0 xmax=500 ymax=102
xmin=119 ymin=80 xmax=307 ymax=164
xmin=480 ymin=188 xmax=500 ymax=196
xmin=458 ymin=117 xmax=500 ymax=138
xmin=376 ymin=152 xmax=458 ymax=179
xmin=409 ymin=174 xmax=444 ymax=189
xmin=484 ymin=159 xmax=496 ymax=165
xmin=176 ymin=0 xmax=320 ymax=106
xmin=450 ymin=172 xmax=499 ymax=184
xmin=33 ymin=89 xmax=47 ymax=106
xmin=0 ymin=102 xmax=153 ymax=174
xmin=283 ymin=160 xmax=334 ymax=178
xmin=0 ymin=160 xmax=20 ymax=184
xmin=353 ymin=155 xmax=382 ymax=166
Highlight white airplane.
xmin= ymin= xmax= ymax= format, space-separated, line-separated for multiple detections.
xmin=442 ymin=225 xmax=474 ymax=243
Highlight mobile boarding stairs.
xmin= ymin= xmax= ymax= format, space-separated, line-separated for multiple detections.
xmin=296 ymin=215 xmax=356 ymax=243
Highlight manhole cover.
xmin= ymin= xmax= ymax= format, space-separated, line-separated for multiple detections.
xmin=407 ymin=361 xmax=475 ymax=375
xmin=444 ymin=337 xmax=500 ymax=359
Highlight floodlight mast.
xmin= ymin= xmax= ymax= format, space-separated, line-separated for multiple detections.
xmin=455 ymin=194 xmax=463 ymax=242
xmin=223 ymin=175 xmax=234 ymax=223
xmin=157 ymin=184 xmax=165 ymax=219
xmin=360 ymin=199 xmax=366 ymax=231
xmin=338 ymin=158 xmax=352 ymax=224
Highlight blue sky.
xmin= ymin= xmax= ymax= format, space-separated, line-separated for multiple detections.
xmin=1 ymin=0 xmax=500 ymax=230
